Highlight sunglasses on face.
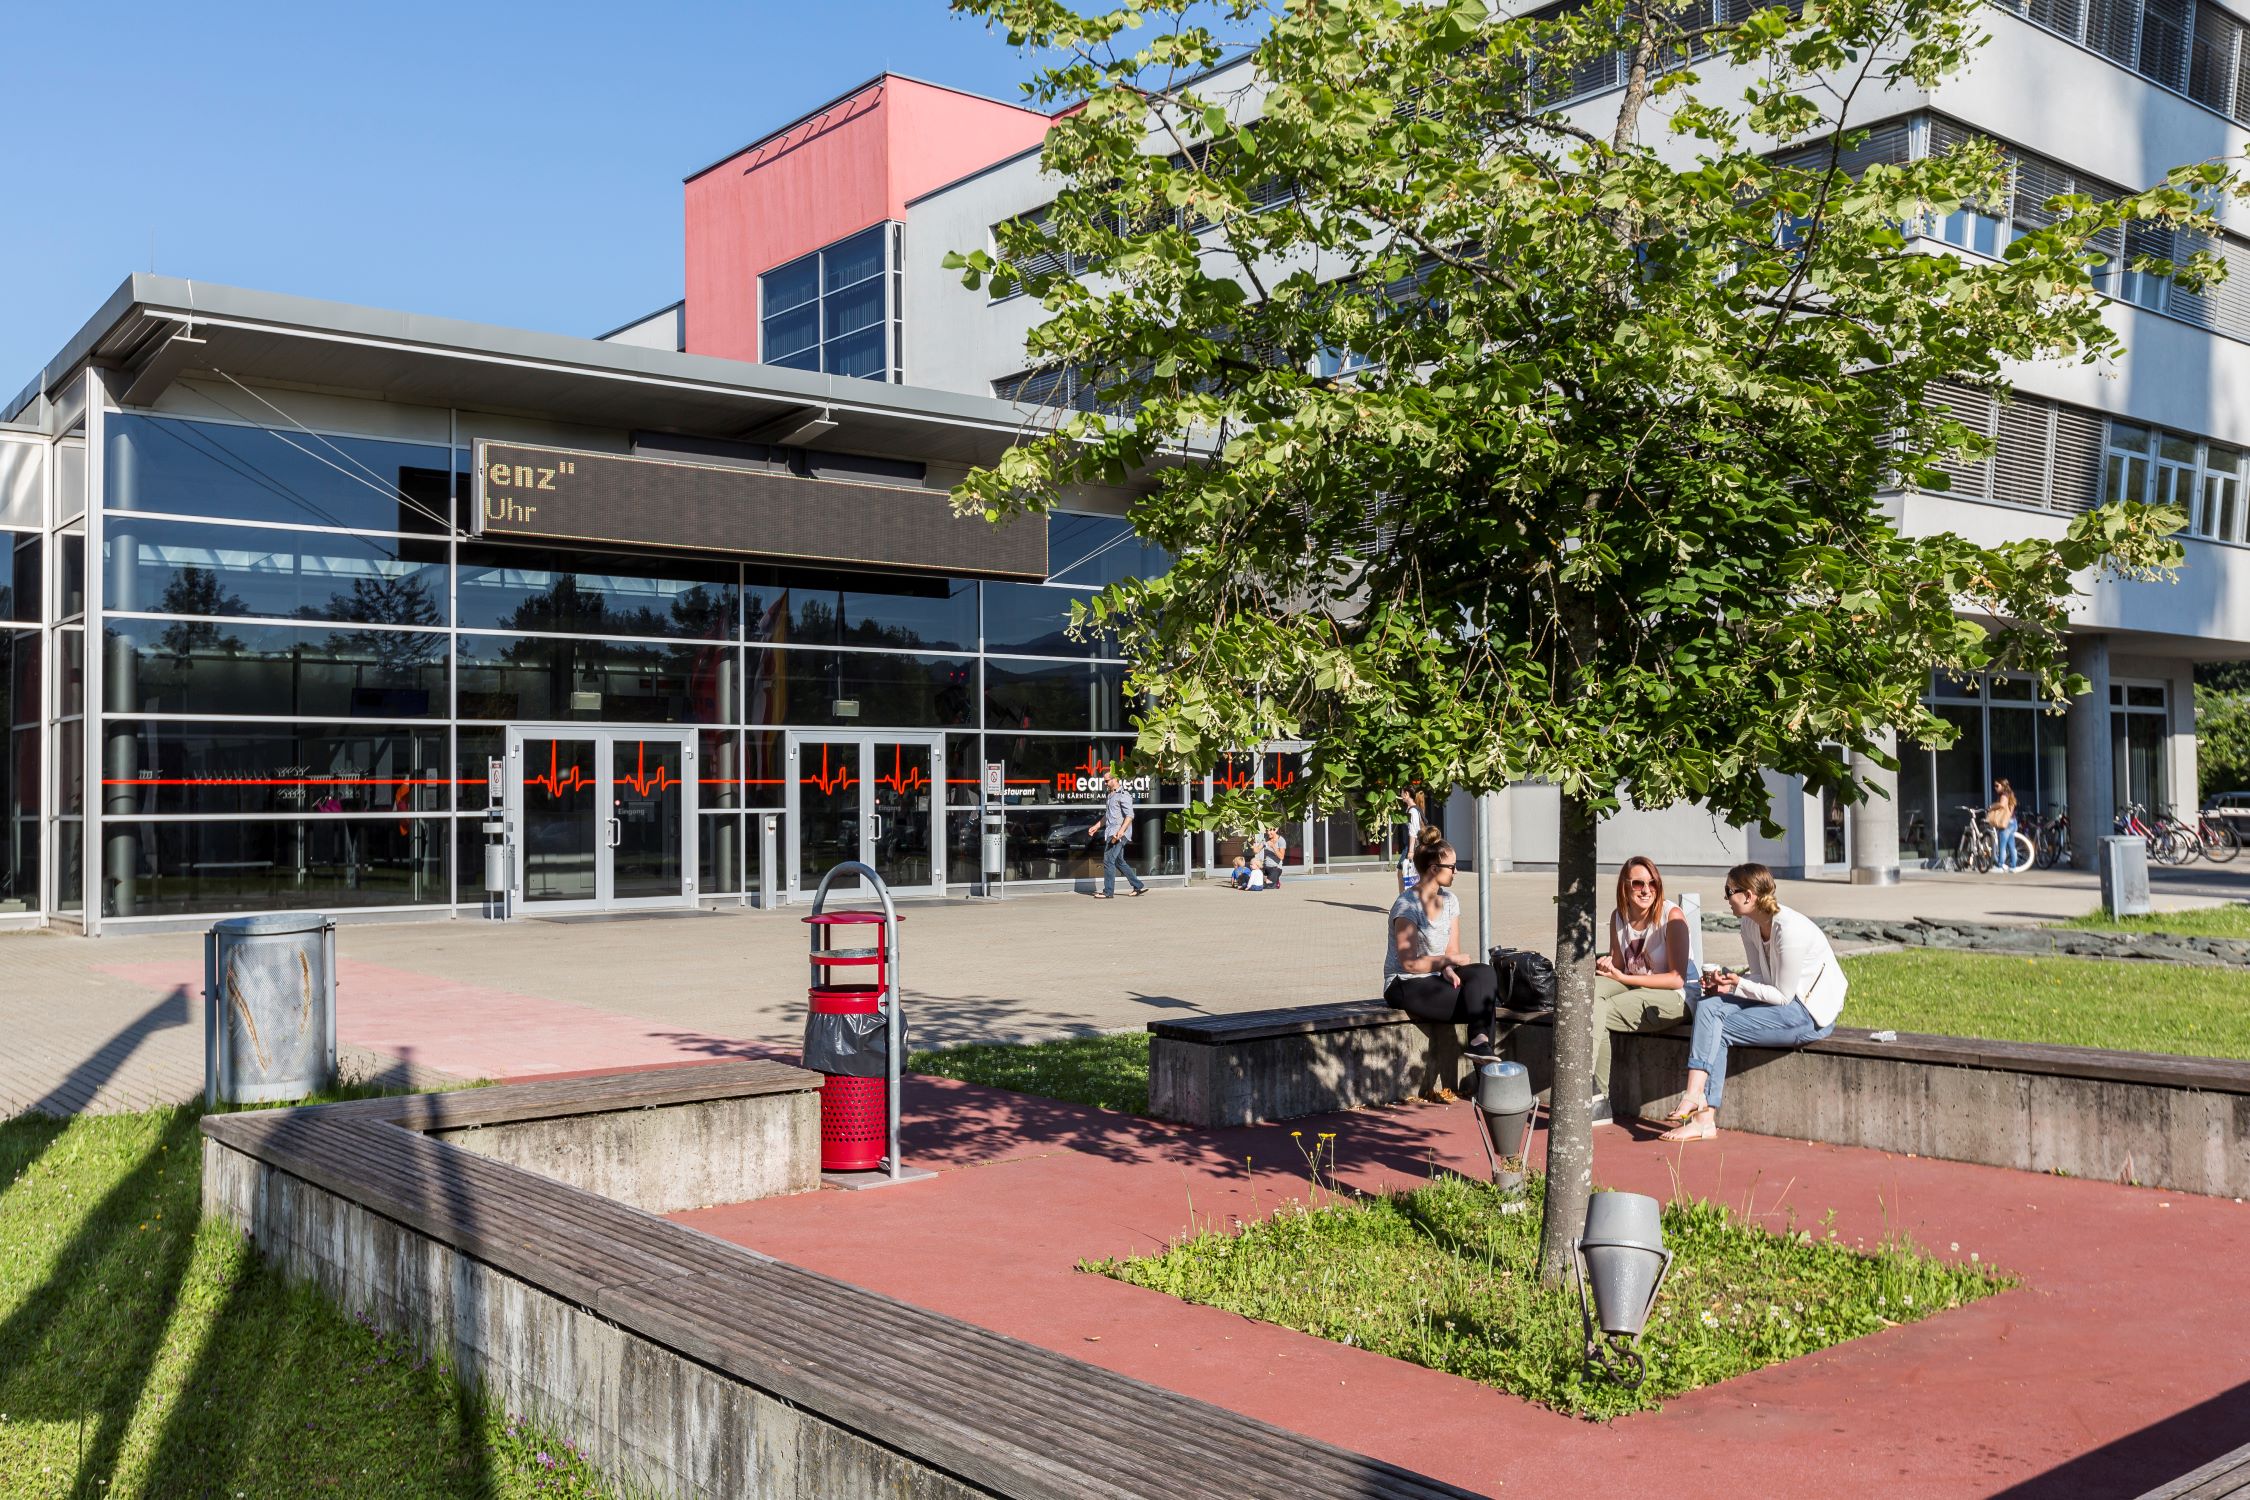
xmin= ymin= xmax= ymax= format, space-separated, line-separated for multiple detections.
xmin=1436 ymin=861 xmax=1457 ymax=870
xmin=1626 ymin=879 xmax=1655 ymax=890
xmin=1724 ymin=888 xmax=1751 ymax=900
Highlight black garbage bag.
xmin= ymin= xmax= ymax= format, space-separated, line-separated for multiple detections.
xmin=1489 ymin=947 xmax=1558 ymax=1013
xmin=803 ymin=991 xmax=902 ymax=1078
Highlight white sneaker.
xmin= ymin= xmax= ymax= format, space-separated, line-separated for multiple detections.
xmin=1589 ymin=1094 xmax=1615 ymax=1128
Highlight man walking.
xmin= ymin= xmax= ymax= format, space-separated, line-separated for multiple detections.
xmin=1088 ymin=771 xmax=1147 ymax=899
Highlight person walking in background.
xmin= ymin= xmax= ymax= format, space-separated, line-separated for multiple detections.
xmin=1657 ymin=862 xmax=1845 ymax=1142
xmin=1589 ymin=855 xmax=1696 ymax=1128
xmin=1259 ymin=826 xmax=1288 ymax=888
xmin=1088 ymin=771 xmax=1146 ymax=899
xmin=1399 ymin=788 xmax=1427 ymax=891
xmin=1383 ymin=827 xmax=1500 ymax=1050
xmin=1989 ymin=777 xmax=2021 ymax=870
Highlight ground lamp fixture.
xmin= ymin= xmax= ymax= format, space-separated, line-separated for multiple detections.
xmin=1571 ymin=1191 xmax=1673 ymax=1390
xmin=1469 ymin=1059 xmax=1537 ymax=1193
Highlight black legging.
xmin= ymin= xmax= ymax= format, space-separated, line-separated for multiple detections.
xmin=1387 ymin=963 xmax=1500 ymax=1034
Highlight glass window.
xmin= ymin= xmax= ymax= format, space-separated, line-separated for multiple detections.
xmin=2105 ymin=422 xmax=2152 ymax=504
xmin=740 ymin=569 xmax=976 ymax=650
xmin=701 ymin=812 xmax=746 ymax=894
xmin=99 ymin=721 xmax=450 ymax=815
xmin=105 ymin=519 xmax=449 ymax=624
xmin=0 ymin=441 xmax=40 ymax=529
xmin=1940 ymin=208 xmax=2006 ymax=257
xmin=1987 ymin=675 xmax=2036 ymax=701
xmin=984 ymin=659 xmax=1132 ymax=733
xmin=1932 ymin=701 xmax=1988 ymax=851
xmin=700 ymin=728 xmax=743 ymax=809
xmin=2204 ymin=445 xmax=2244 ymax=541
xmin=996 ymin=808 xmax=1178 ymax=882
xmin=2126 ymin=683 xmax=2167 ymax=708
xmin=1895 ymin=733 xmax=1937 ymax=863
xmin=100 ymin=816 xmax=448 ymax=918
xmin=759 ymin=226 xmax=897 ymax=382
xmin=59 ymin=627 xmax=84 ymax=716
xmin=946 ymin=733 xmax=983 ymax=806
xmin=60 ymin=530 xmax=84 ymax=619
xmin=1932 ymin=670 xmax=1982 ymax=700
xmin=455 ymin=634 xmax=737 ymax=724
xmin=1047 ymin=513 xmax=1171 ymax=587
xmin=742 ymin=647 xmax=974 ymax=728
xmin=456 ymin=544 xmax=736 ymax=638
xmin=982 ymin=583 xmax=1116 ymax=658
xmin=103 ymin=619 xmax=448 ymax=719
xmin=2 ymin=629 xmax=36 ymax=912
xmin=981 ymin=733 xmax=1187 ymax=805
xmin=106 ymin=414 xmax=453 ymax=533
xmin=2 ymin=533 xmax=37 ymax=623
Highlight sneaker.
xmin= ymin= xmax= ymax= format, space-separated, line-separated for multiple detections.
xmin=1589 ymin=1094 xmax=1615 ymax=1128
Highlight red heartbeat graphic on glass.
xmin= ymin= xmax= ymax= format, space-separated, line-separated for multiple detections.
xmin=805 ymin=745 xmax=855 ymax=795
xmin=1053 ymin=749 xmax=1110 ymax=796
xmin=616 ymin=742 xmax=681 ymax=799
xmin=874 ymin=745 xmax=930 ymax=797
xmin=1213 ymin=759 xmax=1257 ymax=793
xmin=527 ymin=743 xmax=595 ymax=799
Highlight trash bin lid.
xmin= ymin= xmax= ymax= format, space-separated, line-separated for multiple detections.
xmin=209 ymin=912 xmax=331 ymax=937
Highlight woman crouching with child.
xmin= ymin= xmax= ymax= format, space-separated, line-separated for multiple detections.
xmin=1657 ymin=862 xmax=1846 ymax=1142
xmin=1383 ymin=827 xmax=1501 ymax=1051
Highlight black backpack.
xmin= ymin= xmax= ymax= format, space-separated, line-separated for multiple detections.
xmin=1489 ymin=947 xmax=1557 ymax=1013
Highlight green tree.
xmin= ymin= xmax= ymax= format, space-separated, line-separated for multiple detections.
xmin=947 ymin=0 xmax=2221 ymax=1278
xmin=2195 ymin=685 xmax=2250 ymax=799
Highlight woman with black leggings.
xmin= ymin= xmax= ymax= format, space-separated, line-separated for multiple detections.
xmin=1383 ymin=827 xmax=1500 ymax=1049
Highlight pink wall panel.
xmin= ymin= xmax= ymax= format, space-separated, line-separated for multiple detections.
xmin=683 ymin=77 xmax=1052 ymax=365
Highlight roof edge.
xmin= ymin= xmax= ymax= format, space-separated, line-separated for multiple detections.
xmin=682 ymin=72 xmax=1048 ymax=186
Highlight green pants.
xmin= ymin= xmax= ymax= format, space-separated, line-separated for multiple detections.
xmin=1593 ymin=976 xmax=1692 ymax=1096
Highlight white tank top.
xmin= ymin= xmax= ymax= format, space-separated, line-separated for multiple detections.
xmin=1611 ymin=902 xmax=1682 ymax=975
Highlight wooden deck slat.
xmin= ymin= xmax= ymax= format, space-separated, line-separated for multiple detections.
xmin=201 ymin=1084 xmax=1483 ymax=1500
xmin=2140 ymin=1443 xmax=2250 ymax=1499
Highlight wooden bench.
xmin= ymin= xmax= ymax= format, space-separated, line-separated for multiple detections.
xmin=1152 ymin=1000 xmax=2250 ymax=1198
xmin=2137 ymin=1439 xmax=2250 ymax=1498
xmin=1148 ymin=1000 xmax=1485 ymax=1127
xmin=202 ymin=1061 xmax=1479 ymax=1500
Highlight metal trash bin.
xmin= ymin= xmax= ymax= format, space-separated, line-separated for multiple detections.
xmin=204 ymin=913 xmax=338 ymax=1107
xmin=2100 ymin=834 xmax=2151 ymax=917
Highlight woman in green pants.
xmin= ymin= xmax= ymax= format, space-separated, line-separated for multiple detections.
xmin=1589 ymin=855 xmax=1696 ymax=1126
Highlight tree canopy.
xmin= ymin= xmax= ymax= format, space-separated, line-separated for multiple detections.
xmin=947 ymin=0 xmax=2233 ymax=1276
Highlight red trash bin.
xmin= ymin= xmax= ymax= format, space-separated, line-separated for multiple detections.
xmin=807 ymin=985 xmax=887 ymax=1171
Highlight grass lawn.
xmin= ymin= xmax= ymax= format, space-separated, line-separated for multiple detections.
xmin=910 ymin=1032 xmax=1152 ymax=1113
xmin=1840 ymin=950 xmax=2250 ymax=1059
xmin=2052 ymin=903 xmax=2250 ymax=939
xmin=1092 ymin=1173 xmax=2009 ymax=1420
xmin=0 ymin=1100 xmax=616 ymax=1498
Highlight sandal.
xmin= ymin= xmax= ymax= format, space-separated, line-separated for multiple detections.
xmin=1657 ymin=1107 xmax=1717 ymax=1143
xmin=1646 ymin=1100 xmax=1707 ymax=1127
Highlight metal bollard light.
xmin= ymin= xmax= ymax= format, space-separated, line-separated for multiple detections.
xmin=1571 ymin=1191 xmax=1674 ymax=1390
xmin=1469 ymin=1058 xmax=1537 ymax=1193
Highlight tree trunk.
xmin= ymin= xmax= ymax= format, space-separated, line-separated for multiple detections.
xmin=1537 ymin=785 xmax=1601 ymax=1283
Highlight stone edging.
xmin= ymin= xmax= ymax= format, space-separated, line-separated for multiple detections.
xmin=1704 ymin=911 xmax=2250 ymax=967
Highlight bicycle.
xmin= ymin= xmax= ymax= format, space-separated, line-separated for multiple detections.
xmin=2195 ymin=806 xmax=2243 ymax=864
xmin=2021 ymin=809 xmax=2070 ymax=870
xmin=1954 ymin=805 xmax=2033 ymax=874
xmin=2117 ymin=803 xmax=2198 ymax=866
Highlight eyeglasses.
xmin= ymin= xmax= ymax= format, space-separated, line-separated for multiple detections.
xmin=1436 ymin=861 xmax=1457 ymax=870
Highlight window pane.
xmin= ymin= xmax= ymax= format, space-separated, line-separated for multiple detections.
xmin=2127 ymin=684 xmax=2167 ymax=707
xmin=740 ymin=570 xmax=973 ymax=650
xmin=768 ymin=347 xmax=822 ymax=372
xmin=2160 ymin=434 xmax=2199 ymax=463
xmin=823 ymin=326 xmax=889 ymax=381
xmin=1047 ymin=513 xmax=1170 ymax=586
xmin=838 ymin=580 xmax=976 ymax=650
xmin=743 ymin=647 xmax=974 ymax=728
xmin=101 ymin=721 xmax=450 ymax=815
xmin=456 ymin=544 xmax=736 ymax=638
xmin=455 ymin=633 xmax=737 ymax=724
xmin=105 ymin=519 xmax=449 ymax=625
xmin=2 ymin=534 xmax=37 ymax=623
xmin=823 ymin=227 xmax=886 ymax=292
xmin=101 ymin=817 xmax=448 ymax=918
xmin=1987 ymin=675 xmax=2036 ymax=701
xmin=982 ymin=583 xmax=1115 ymax=657
xmin=106 ymin=414 xmax=453 ymax=533
xmin=984 ymin=659 xmax=1131 ymax=732
xmin=103 ymin=619 xmax=448 ymax=718
xmin=983 ymin=733 xmax=1187 ymax=803
xmin=761 ymin=302 xmax=821 ymax=362
xmin=823 ymin=278 xmax=885 ymax=342
xmin=2109 ymin=422 xmax=2151 ymax=454
xmin=762 ymin=253 xmax=820 ymax=316
xmin=996 ymin=808 xmax=1178 ymax=881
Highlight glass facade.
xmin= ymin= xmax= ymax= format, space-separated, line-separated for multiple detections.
xmin=759 ymin=225 xmax=903 ymax=381
xmin=75 ymin=411 xmax=1204 ymax=920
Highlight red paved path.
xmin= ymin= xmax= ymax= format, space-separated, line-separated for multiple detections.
xmin=677 ymin=1076 xmax=2250 ymax=1500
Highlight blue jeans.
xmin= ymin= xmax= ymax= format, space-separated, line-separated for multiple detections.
xmin=1995 ymin=816 xmax=2020 ymax=869
xmin=1687 ymin=996 xmax=1833 ymax=1109
xmin=1102 ymin=840 xmax=1144 ymax=896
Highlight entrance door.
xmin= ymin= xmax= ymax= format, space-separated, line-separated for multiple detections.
xmin=506 ymin=727 xmax=697 ymax=913
xmin=784 ymin=733 xmax=945 ymax=898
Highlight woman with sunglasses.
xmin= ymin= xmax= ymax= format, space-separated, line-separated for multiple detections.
xmin=1658 ymin=862 xmax=1845 ymax=1142
xmin=1383 ymin=827 xmax=1501 ymax=1049
xmin=1589 ymin=856 xmax=1696 ymax=1127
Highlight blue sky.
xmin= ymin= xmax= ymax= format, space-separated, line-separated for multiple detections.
xmin=0 ymin=1 xmax=1044 ymax=384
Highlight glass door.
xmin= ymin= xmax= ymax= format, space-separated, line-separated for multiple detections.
xmin=515 ymin=734 xmax=600 ymax=908
xmin=506 ymin=727 xmax=698 ymax=913
xmin=785 ymin=733 xmax=945 ymax=898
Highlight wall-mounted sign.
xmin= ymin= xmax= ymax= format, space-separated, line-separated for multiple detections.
xmin=983 ymin=761 xmax=1006 ymax=799
xmin=487 ymin=757 xmax=505 ymax=803
xmin=833 ymin=699 xmax=861 ymax=719
xmin=1051 ymin=770 xmax=1153 ymax=804
xmin=472 ymin=440 xmax=1048 ymax=580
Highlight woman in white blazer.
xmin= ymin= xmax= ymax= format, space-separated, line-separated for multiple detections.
xmin=1657 ymin=862 xmax=1845 ymax=1142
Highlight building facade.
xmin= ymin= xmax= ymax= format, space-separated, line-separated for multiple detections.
xmin=9 ymin=10 xmax=2250 ymax=933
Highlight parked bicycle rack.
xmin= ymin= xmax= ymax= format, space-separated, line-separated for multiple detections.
xmin=803 ymin=862 xmax=932 ymax=1188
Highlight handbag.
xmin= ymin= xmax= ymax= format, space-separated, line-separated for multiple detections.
xmin=1985 ymin=802 xmax=2011 ymax=829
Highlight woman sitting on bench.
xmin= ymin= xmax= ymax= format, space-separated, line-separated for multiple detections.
xmin=1382 ymin=827 xmax=1500 ymax=1051
xmin=1658 ymin=861 xmax=1845 ymax=1142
